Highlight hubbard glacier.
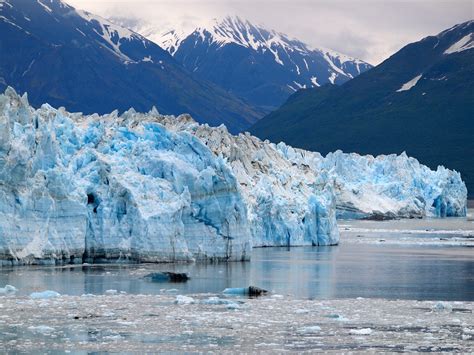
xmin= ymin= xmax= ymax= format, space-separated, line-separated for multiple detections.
xmin=0 ymin=87 xmax=467 ymax=265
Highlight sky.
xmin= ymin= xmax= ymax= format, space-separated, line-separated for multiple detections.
xmin=66 ymin=0 xmax=473 ymax=65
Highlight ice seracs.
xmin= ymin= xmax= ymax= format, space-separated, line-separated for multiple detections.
xmin=275 ymin=147 xmax=466 ymax=219
xmin=156 ymin=117 xmax=340 ymax=247
xmin=154 ymin=115 xmax=466 ymax=230
xmin=0 ymin=87 xmax=251 ymax=265
xmin=0 ymin=88 xmax=467 ymax=265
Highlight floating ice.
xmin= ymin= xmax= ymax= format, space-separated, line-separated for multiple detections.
xmin=433 ymin=302 xmax=453 ymax=312
xmin=175 ymin=295 xmax=195 ymax=305
xmin=223 ymin=288 xmax=248 ymax=295
xmin=298 ymin=325 xmax=321 ymax=333
xmin=30 ymin=290 xmax=61 ymax=299
xmin=0 ymin=285 xmax=17 ymax=296
xmin=350 ymin=328 xmax=372 ymax=335
xmin=27 ymin=325 xmax=55 ymax=334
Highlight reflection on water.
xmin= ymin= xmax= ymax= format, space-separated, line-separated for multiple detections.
xmin=1 ymin=242 xmax=473 ymax=301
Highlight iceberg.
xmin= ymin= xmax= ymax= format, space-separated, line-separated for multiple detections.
xmin=0 ymin=88 xmax=251 ymax=265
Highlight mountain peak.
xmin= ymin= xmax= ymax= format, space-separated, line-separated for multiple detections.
xmin=121 ymin=15 xmax=372 ymax=110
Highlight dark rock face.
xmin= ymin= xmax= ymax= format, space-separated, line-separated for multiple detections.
xmin=248 ymin=286 xmax=268 ymax=297
xmin=144 ymin=272 xmax=190 ymax=283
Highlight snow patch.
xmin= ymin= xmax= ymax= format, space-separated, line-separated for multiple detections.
xmin=396 ymin=74 xmax=422 ymax=92
xmin=444 ymin=33 xmax=474 ymax=54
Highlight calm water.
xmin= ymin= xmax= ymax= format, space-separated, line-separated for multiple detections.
xmin=1 ymin=238 xmax=473 ymax=301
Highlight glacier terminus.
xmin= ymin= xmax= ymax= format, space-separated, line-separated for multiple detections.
xmin=0 ymin=88 xmax=467 ymax=265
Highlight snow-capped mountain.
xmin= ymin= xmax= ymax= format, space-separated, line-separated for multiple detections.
xmin=123 ymin=16 xmax=372 ymax=111
xmin=0 ymin=0 xmax=262 ymax=133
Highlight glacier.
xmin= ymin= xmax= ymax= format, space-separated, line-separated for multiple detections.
xmin=156 ymin=115 xmax=467 ymax=221
xmin=156 ymin=116 xmax=339 ymax=247
xmin=0 ymin=88 xmax=251 ymax=265
xmin=276 ymin=147 xmax=467 ymax=219
xmin=0 ymin=88 xmax=467 ymax=265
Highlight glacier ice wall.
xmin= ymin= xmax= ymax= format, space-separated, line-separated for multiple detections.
xmin=276 ymin=146 xmax=467 ymax=219
xmin=0 ymin=88 xmax=251 ymax=265
xmin=158 ymin=120 xmax=340 ymax=247
xmin=0 ymin=86 xmax=467 ymax=265
xmin=158 ymin=116 xmax=467 ymax=221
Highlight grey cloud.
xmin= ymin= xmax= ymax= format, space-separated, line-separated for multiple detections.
xmin=66 ymin=0 xmax=473 ymax=64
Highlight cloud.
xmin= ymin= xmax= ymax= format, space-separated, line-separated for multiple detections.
xmin=65 ymin=0 xmax=473 ymax=64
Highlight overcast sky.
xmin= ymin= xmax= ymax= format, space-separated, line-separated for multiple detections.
xmin=66 ymin=0 xmax=473 ymax=64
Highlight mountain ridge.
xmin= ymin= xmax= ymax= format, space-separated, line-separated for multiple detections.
xmin=119 ymin=15 xmax=372 ymax=111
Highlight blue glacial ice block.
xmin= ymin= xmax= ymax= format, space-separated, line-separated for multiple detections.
xmin=0 ymin=87 xmax=251 ymax=265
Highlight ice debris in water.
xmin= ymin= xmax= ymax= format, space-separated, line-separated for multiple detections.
xmin=27 ymin=325 xmax=55 ymax=334
xmin=298 ymin=325 xmax=322 ymax=333
xmin=223 ymin=286 xmax=268 ymax=296
xmin=0 ymin=285 xmax=18 ymax=295
xmin=201 ymin=297 xmax=243 ymax=309
xmin=30 ymin=290 xmax=61 ymax=299
xmin=433 ymin=302 xmax=453 ymax=312
xmin=350 ymin=328 xmax=372 ymax=335
xmin=175 ymin=295 xmax=195 ymax=305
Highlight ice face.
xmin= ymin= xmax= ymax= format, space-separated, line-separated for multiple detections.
xmin=0 ymin=87 xmax=467 ymax=265
xmin=275 ymin=145 xmax=467 ymax=219
xmin=0 ymin=88 xmax=251 ymax=265
xmin=157 ymin=118 xmax=340 ymax=247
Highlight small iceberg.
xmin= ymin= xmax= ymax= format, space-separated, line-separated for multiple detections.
xmin=144 ymin=272 xmax=190 ymax=283
xmin=223 ymin=286 xmax=268 ymax=297
xmin=30 ymin=290 xmax=61 ymax=299
xmin=0 ymin=285 xmax=18 ymax=296
xmin=174 ymin=295 xmax=195 ymax=305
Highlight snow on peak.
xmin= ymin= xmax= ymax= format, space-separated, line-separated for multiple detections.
xmin=76 ymin=9 xmax=144 ymax=62
xmin=396 ymin=74 xmax=422 ymax=92
xmin=151 ymin=16 xmax=365 ymax=70
xmin=444 ymin=33 xmax=474 ymax=55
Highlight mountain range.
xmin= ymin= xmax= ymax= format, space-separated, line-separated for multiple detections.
xmin=0 ymin=0 xmax=263 ymax=133
xmin=250 ymin=20 xmax=474 ymax=196
xmin=118 ymin=16 xmax=372 ymax=111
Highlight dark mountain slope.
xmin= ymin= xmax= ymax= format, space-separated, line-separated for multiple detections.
xmin=251 ymin=21 xmax=474 ymax=196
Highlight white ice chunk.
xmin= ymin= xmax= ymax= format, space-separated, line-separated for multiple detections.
xmin=30 ymin=291 xmax=61 ymax=299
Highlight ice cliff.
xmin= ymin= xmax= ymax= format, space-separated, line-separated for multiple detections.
xmin=0 ymin=88 xmax=467 ymax=265
xmin=156 ymin=116 xmax=467 ymax=221
xmin=0 ymin=88 xmax=251 ymax=265
xmin=155 ymin=116 xmax=339 ymax=247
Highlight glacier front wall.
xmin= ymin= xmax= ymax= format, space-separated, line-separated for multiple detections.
xmin=0 ymin=88 xmax=467 ymax=265
xmin=0 ymin=88 xmax=251 ymax=265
